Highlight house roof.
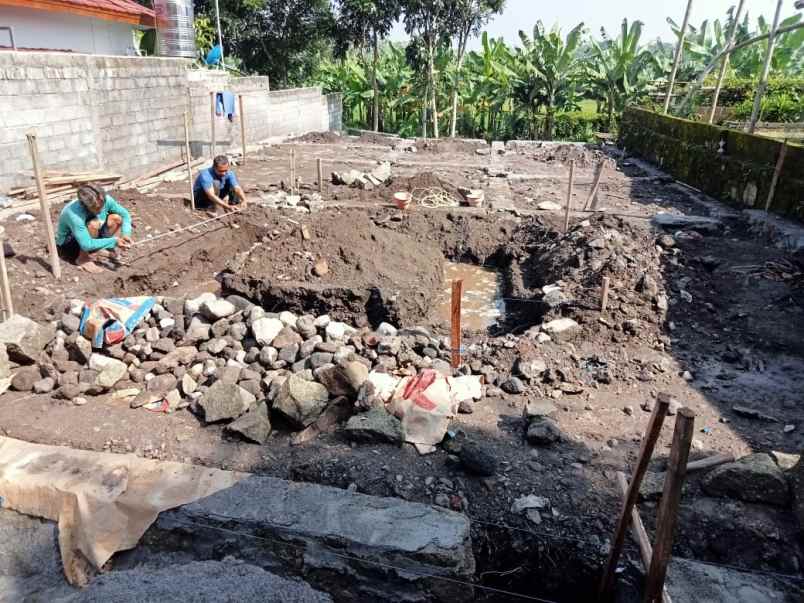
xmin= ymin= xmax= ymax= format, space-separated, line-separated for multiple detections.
xmin=0 ymin=0 xmax=156 ymax=27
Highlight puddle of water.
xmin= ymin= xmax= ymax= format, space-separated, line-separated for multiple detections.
xmin=436 ymin=262 xmax=506 ymax=331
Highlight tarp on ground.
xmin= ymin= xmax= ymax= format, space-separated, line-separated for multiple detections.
xmin=0 ymin=436 xmax=245 ymax=585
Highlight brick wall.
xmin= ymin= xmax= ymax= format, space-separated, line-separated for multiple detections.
xmin=0 ymin=52 xmax=343 ymax=193
xmin=620 ymin=107 xmax=804 ymax=222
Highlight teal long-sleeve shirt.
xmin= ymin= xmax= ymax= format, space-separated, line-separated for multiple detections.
xmin=55 ymin=195 xmax=132 ymax=252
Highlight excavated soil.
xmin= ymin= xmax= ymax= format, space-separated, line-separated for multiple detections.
xmin=1 ymin=138 xmax=803 ymax=602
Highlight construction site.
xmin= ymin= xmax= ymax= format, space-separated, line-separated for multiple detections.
xmin=1 ymin=1 xmax=804 ymax=602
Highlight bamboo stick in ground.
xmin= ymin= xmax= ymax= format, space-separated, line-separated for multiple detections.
xmin=563 ymin=160 xmax=575 ymax=233
xmin=210 ymin=91 xmax=217 ymax=158
xmin=239 ymin=95 xmax=246 ymax=166
xmin=26 ymin=132 xmax=61 ymax=280
xmin=601 ymin=276 xmax=611 ymax=312
xmin=317 ymin=158 xmax=324 ymax=193
xmin=184 ymin=111 xmax=195 ymax=211
xmin=450 ymin=279 xmax=463 ymax=369
xmin=0 ymin=226 xmax=13 ymax=318
xmin=583 ymin=160 xmax=605 ymax=211
xmin=764 ymin=139 xmax=788 ymax=212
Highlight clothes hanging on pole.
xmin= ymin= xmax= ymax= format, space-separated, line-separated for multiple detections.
xmin=215 ymin=91 xmax=236 ymax=121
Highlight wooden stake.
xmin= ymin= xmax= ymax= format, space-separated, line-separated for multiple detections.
xmin=601 ymin=276 xmax=611 ymax=312
xmin=450 ymin=279 xmax=463 ymax=369
xmin=317 ymin=158 xmax=324 ymax=193
xmin=183 ymin=111 xmax=195 ymax=211
xmin=238 ymin=95 xmax=246 ymax=165
xmin=598 ymin=396 xmax=671 ymax=599
xmin=708 ymin=0 xmax=745 ymax=124
xmin=663 ymin=0 xmax=694 ymax=114
xmin=290 ymin=149 xmax=296 ymax=195
xmin=747 ymin=0 xmax=784 ymax=134
xmin=210 ymin=91 xmax=217 ymax=158
xmin=584 ymin=160 xmax=605 ymax=211
xmin=686 ymin=452 xmax=734 ymax=473
xmin=764 ymin=139 xmax=788 ymax=212
xmin=26 ymin=132 xmax=61 ymax=280
xmin=615 ymin=473 xmax=673 ymax=603
xmin=563 ymin=160 xmax=575 ymax=233
xmin=643 ymin=408 xmax=696 ymax=603
xmin=0 ymin=226 xmax=13 ymax=318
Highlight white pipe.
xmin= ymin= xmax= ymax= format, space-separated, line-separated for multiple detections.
xmin=214 ymin=0 xmax=225 ymax=69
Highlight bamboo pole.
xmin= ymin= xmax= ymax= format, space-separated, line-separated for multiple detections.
xmin=450 ymin=279 xmax=463 ymax=369
xmin=290 ymin=149 xmax=296 ymax=196
xmin=663 ymin=0 xmax=694 ymax=114
xmin=643 ymin=408 xmax=696 ymax=603
xmin=238 ymin=95 xmax=246 ymax=165
xmin=598 ymin=396 xmax=671 ymax=599
xmin=764 ymin=139 xmax=788 ymax=212
xmin=747 ymin=0 xmax=783 ymax=134
xmin=183 ymin=111 xmax=195 ymax=211
xmin=210 ymin=91 xmax=217 ymax=157
xmin=601 ymin=276 xmax=611 ymax=312
xmin=563 ymin=160 xmax=575 ymax=233
xmin=0 ymin=226 xmax=13 ymax=318
xmin=615 ymin=473 xmax=673 ymax=603
xmin=317 ymin=158 xmax=324 ymax=193
xmin=584 ymin=160 xmax=605 ymax=211
xmin=26 ymin=132 xmax=61 ymax=280
xmin=708 ymin=0 xmax=745 ymax=124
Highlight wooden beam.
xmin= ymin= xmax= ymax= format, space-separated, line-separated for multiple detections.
xmin=598 ymin=396 xmax=671 ymax=599
xmin=26 ymin=132 xmax=61 ymax=280
xmin=184 ymin=111 xmax=195 ymax=211
xmin=238 ymin=95 xmax=246 ymax=166
xmin=708 ymin=0 xmax=745 ymax=124
xmin=584 ymin=160 xmax=605 ymax=211
xmin=643 ymin=408 xmax=696 ymax=603
xmin=450 ymin=279 xmax=463 ymax=369
xmin=747 ymin=0 xmax=784 ymax=134
xmin=564 ymin=160 xmax=575 ymax=233
xmin=0 ymin=226 xmax=13 ymax=318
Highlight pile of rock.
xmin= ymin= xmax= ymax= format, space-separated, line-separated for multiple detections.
xmin=6 ymin=293 xmax=490 ymax=447
xmin=331 ymin=162 xmax=392 ymax=190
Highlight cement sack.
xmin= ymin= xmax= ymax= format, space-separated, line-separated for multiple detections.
xmin=0 ymin=436 xmax=245 ymax=585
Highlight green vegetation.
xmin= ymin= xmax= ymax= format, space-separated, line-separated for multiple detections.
xmin=191 ymin=1 xmax=804 ymax=141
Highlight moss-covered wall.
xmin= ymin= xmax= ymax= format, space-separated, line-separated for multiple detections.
xmin=619 ymin=107 xmax=804 ymax=222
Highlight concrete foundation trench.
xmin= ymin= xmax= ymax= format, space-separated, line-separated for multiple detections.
xmin=0 ymin=136 xmax=802 ymax=602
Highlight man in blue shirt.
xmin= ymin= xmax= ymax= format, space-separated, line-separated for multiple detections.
xmin=193 ymin=155 xmax=248 ymax=211
xmin=56 ymin=183 xmax=132 ymax=274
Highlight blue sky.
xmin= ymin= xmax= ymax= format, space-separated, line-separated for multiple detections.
xmin=390 ymin=0 xmax=799 ymax=48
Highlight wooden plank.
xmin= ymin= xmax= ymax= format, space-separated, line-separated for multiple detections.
xmin=0 ymin=226 xmax=13 ymax=317
xmin=601 ymin=276 xmax=611 ymax=312
xmin=643 ymin=408 xmax=696 ymax=603
xmin=615 ymin=472 xmax=672 ymax=603
xmin=598 ymin=395 xmax=671 ymax=599
xmin=26 ymin=132 xmax=61 ymax=280
xmin=317 ymin=158 xmax=324 ymax=193
xmin=687 ymin=453 xmax=734 ymax=473
xmin=450 ymin=279 xmax=463 ymax=369
xmin=564 ymin=159 xmax=575 ymax=233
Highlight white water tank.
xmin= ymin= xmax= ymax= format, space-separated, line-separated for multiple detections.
xmin=154 ymin=0 xmax=196 ymax=58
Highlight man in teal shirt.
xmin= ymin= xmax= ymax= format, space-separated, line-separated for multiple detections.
xmin=56 ymin=183 xmax=132 ymax=273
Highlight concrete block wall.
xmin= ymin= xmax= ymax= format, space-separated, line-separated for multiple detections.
xmin=0 ymin=52 xmax=342 ymax=193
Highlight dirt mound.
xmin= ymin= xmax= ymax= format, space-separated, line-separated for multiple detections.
xmin=221 ymin=209 xmax=444 ymax=326
xmin=356 ymin=132 xmax=402 ymax=146
xmin=384 ymin=171 xmax=465 ymax=203
xmin=525 ymin=144 xmax=611 ymax=168
xmin=289 ymin=131 xmax=344 ymax=144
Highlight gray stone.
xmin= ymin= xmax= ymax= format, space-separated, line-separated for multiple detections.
xmin=238 ymin=379 xmax=263 ymax=398
xmin=148 ymin=476 xmax=473 ymax=602
xmin=88 ymin=354 xmax=128 ymax=389
xmin=432 ymin=359 xmax=452 ymax=377
xmin=0 ymin=316 xmax=56 ymax=365
xmin=185 ymin=317 xmax=212 ymax=343
xmin=259 ymin=346 xmax=278 ymax=367
xmin=226 ymin=403 xmax=272 ymax=444
xmin=458 ymin=442 xmax=497 ymax=477
xmin=11 ymin=366 xmax=40 ymax=391
xmin=67 ymin=335 xmax=93 ymax=365
xmin=792 ymin=455 xmax=804 ymax=530
xmin=376 ymin=322 xmax=398 ymax=337
xmin=345 ymin=408 xmax=403 ymax=444
xmin=252 ymin=318 xmax=284 ymax=346
xmin=211 ymin=319 xmax=230 ymax=339
xmin=309 ymin=352 xmax=333 ymax=369
xmin=60 ymin=313 xmax=81 ymax=335
xmin=226 ymin=294 xmax=254 ymax=312
xmin=527 ymin=418 xmax=562 ymax=445
xmin=273 ymin=327 xmax=303 ymax=349
xmin=219 ymin=366 xmax=242 ymax=384
xmin=523 ymin=400 xmax=557 ymax=419
xmin=652 ymin=213 xmax=722 ymax=233
xmin=147 ymin=373 xmax=179 ymax=394
xmin=199 ymin=381 xmax=256 ymax=423
xmin=540 ymin=318 xmax=580 ymax=342
xmin=315 ymin=341 xmax=338 ymax=354
xmin=181 ymin=374 xmax=198 ymax=395
xmin=33 ymin=377 xmax=55 ymax=394
xmin=701 ymin=453 xmax=790 ymax=507
xmin=296 ymin=316 xmax=318 ymax=339
xmin=458 ymin=400 xmax=474 ymax=414
xmin=207 ymin=338 xmax=229 ymax=355
xmin=516 ymin=357 xmax=547 ymax=381
xmin=279 ymin=344 xmax=299 ymax=364
xmin=274 ymin=374 xmax=330 ymax=428
xmin=229 ymin=322 xmax=248 ymax=341
xmin=185 ymin=292 xmax=217 ymax=315
xmin=55 ymin=384 xmax=82 ymax=400
xmin=200 ymin=299 xmax=237 ymax=321
xmin=153 ymin=338 xmax=175 ymax=354
xmin=501 ymin=377 xmax=526 ymax=395
xmin=316 ymin=361 xmax=367 ymax=397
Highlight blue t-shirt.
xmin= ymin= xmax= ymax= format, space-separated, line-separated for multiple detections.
xmin=193 ymin=167 xmax=239 ymax=201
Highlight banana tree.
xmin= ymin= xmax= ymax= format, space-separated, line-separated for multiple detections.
xmin=513 ymin=21 xmax=585 ymax=139
xmin=587 ymin=19 xmax=660 ymax=130
xmin=462 ymin=32 xmax=516 ymax=139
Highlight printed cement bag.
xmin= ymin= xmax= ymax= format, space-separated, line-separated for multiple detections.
xmin=389 ymin=369 xmax=458 ymax=454
xmin=80 ymin=296 xmax=155 ymax=348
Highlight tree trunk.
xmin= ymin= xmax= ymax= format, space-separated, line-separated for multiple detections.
xmin=372 ymin=29 xmax=379 ymax=132
xmin=449 ymin=32 xmax=469 ymax=138
xmin=607 ymin=93 xmax=615 ymax=132
xmin=543 ymin=105 xmax=555 ymax=140
xmin=421 ymin=80 xmax=428 ymax=138
xmin=428 ymin=40 xmax=439 ymax=139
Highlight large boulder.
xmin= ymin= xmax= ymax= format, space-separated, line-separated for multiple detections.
xmin=198 ymin=381 xmax=256 ymax=423
xmin=0 ymin=315 xmax=56 ymax=364
xmin=792 ymin=453 xmax=804 ymax=529
xmin=316 ymin=361 xmax=368 ymax=397
xmin=345 ymin=408 xmax=403 ymax=444
xmin=527 ymin=417 xmax=562 ymax=445
xmin=701 ymin=453 xmax=790 ymax=507
xmin=274 ymin=374 xmax=329 ymax=428
xmin=540 ymin=318 xmax=579 ymax=342
xmin=88 ymin=354 xmax=128 ymax=389
xmin=200 ymin=298 xmax=237 ymax=321
xmin=226 ymin=403 xmax=272 ymax=444
xmin=11 ymin=366 xmax=41 ymax=391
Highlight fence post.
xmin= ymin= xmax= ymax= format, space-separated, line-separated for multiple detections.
xmin=26 ymin=132 xmax=61 ymax=280
xmin=450 ymin=279 xmax=463 ymax=368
